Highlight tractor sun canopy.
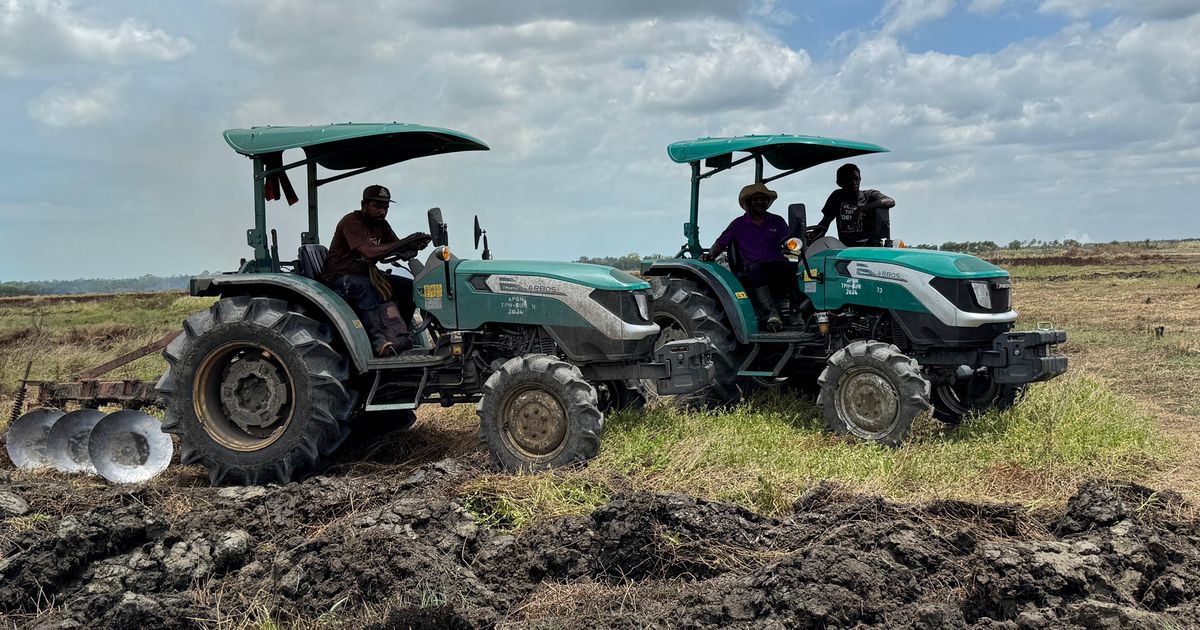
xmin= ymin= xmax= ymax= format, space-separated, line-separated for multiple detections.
xmin=668 ymin=134 xmax=887 ymax=173
xmin=223 ymin=123 xmax=490 ymax=171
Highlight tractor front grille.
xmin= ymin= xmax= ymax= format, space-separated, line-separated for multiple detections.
xmin=931 ymin=277 xmax=1012 ymax=314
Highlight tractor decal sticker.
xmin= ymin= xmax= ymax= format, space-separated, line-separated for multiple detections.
xmin=735 ymin=291 xmax=747 ymax=299
xmin=853 ymin=262 xmax=907 ymax=282
xmin=500 ymin=296 xmax=528 ymax=316
xmin=804 ymin=282 xmax=817 ymax=294
xmin=422 ymin=283 xmax=444 ymax=309
xmin=840 ymin=277 xmax=861 ymax=296
xmin=495 ymin=276 xmax=565 ymax=296
xmin=483 ymin=275 xmax=658 ymax=341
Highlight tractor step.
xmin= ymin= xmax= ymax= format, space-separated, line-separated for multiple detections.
xmin=748 ymin=331 xmax=823 ymax=343
xmin=366 ymin=350 xmax=452 ymax=369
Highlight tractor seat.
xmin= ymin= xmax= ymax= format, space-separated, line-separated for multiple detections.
xmin=298 ymin=244 xmax=329 ymax=280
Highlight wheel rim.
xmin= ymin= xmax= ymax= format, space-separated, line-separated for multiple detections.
xmin=194 ymin=341 xmax=295 ymax=452
xmin=500 ymin=385 xmax=569 ymax=462
xmin=835 ymin=366 xmax=900 ymax=439
xmin=653 ymin=312 xmax=692 ymax=347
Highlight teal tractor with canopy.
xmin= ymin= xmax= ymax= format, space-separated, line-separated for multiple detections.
xmin=156 ymin=123 xmax=713 ymax=485
xmin=643 ymin=134 xmax=1067 ymax=445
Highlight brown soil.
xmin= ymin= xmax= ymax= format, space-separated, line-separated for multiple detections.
xmin=2 ymin=459 xmax=1198 ymax=629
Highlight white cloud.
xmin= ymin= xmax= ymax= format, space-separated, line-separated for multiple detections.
xmin=633 ymin=30 xmax=810 ymax=113
xmin=878 ymin=0 xmax=957 ymax=35
xmin=968 ymin=0 xmax=1008 ymax=14
xmin=27 ymin=75 xmax=128 ymax=127
xmin=0 ymin=0 xmax=193 ymax=76
xmin=1038 ymin=0 xmax=1200 ymax=21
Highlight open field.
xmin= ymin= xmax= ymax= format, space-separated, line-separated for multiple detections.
xmin=2 ymin=242 xmax=1200 ymax=628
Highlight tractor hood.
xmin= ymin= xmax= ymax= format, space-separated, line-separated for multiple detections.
xmin=830 ymin=248 xmax=1008 ymax=280
xmin=455 ymin=260 xmax=651 ymax=291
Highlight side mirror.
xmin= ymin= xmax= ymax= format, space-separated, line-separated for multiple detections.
xmin=473 ymin=215 xmax=492 ymax=260
xmin=427 ymin=207 xmax=448 ymax=247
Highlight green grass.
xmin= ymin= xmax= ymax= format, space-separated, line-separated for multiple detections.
xmin=463 ymin=372 xmax=1167 ymax=527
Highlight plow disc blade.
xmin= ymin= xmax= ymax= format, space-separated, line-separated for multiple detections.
xmin=5 ymin=408 xmax=65 ymax=470
xmin=45 ymin=409 xmax=105 ymax=474
xmin=88 ymin=410 xmax=173 ymax=484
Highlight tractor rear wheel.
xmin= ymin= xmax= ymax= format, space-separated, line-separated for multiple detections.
xmin=648 ymin=276 xmax=740 ymax=407
xmin=157 ymin=296 xmax=354 ymax=485
xmin=818 ymin=340 xmax=930 ymax=447
xmin=931 ymin=376 xmax=1025 ymax=424
xmin=478 ymin=354 xmax=603 ymax=471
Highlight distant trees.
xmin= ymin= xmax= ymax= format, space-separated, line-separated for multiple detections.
xmin=0 ymin=274 xmax=191 ymax=297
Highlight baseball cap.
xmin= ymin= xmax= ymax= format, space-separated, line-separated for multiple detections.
xmin=363 ymin=185 xmax=393 ymax=204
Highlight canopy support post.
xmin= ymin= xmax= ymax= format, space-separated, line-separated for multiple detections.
xmin=302 ymin=161 xmax=319 ymax=244
xmin=686 ymin=161 xmax=702 ymax=258
xmin=248 ymin=157 xmax=271 ymax=271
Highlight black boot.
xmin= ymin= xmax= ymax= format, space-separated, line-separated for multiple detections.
xmin=363 ymin=305 xmax=414 ymax=356
xmin=751 ymin=285 xmax=783 ymax=332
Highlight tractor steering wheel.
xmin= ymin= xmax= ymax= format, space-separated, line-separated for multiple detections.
xmin=379 ymin=235 xmax=432 ymax=264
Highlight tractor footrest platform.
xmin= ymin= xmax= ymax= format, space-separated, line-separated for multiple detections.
xmin=367 ymin=350 xmax=452 ymax=369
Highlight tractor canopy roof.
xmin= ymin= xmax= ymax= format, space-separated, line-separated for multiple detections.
xmin=222 ymin=122 xmax=489 ymax=171
xmin=668 ymin=135 xmax=887 ymax=172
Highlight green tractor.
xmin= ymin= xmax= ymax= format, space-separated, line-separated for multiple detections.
xmin=156 ymin=123 xmax=712 ymax=485
xmin=643 ymin=134 xmax=1067 ymax=445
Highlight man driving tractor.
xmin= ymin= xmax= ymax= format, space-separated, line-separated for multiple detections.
xmin=705 ymin=182 xmax=797 ymax=332
xmin=323 ymin=184 xmax=431 ymax=356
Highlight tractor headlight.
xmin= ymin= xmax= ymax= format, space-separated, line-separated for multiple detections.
xmin=634 ymin=293 xmax=650 ymax=322
xmin=969 ymin=281 xmax=992 ymax=309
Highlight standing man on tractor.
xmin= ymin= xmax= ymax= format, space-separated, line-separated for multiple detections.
xmin=809 ymin=163 xmax=895 ymax=247
xmin=323 ymin=185 xmax=430 ymax=356
xmin=704 ymin=183 xmax=796 ymax=332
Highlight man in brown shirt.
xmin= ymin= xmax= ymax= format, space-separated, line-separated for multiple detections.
xmin=324 ymin=185 xmax=429 ymax=355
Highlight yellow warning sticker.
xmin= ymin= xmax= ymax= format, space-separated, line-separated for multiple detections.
xmin=422 ymin=283 xmax=443 ymax=298
xmin=353 ymin=320 xmax=363 ymax=329
xmin=735 ymin=291 xmax=747 ymax=299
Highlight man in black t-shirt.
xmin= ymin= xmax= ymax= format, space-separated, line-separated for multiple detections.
xmin=325 ymin=184 xmax=430 ymax=356
xmin=809 ymin=164 xmax=895 ymax=247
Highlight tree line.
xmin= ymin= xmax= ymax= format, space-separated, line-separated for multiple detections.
xmin=0 ymin=274 xmax=192 ymax=297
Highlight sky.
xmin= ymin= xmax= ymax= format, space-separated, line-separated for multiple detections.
xmin=1 ymin=0 xmax=1198 ymax=281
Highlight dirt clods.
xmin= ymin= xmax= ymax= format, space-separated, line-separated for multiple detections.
xmin=3 ymin=472 xmax=1200 ymax=628
xmin=0 ymin=491 xmax=28 ymax=517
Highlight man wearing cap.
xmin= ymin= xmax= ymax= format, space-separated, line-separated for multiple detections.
xmin=323 ymin=185 xmax=430 ymax=356
xmin=809 ymin=164 xmax=895 ymax=247
xmin=705 ymin=182 xmax=796 ymax=332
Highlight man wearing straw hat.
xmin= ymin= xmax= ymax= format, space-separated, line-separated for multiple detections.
xmin=324 ymin=185 xmax=430 ymax=356
xmin=704 ymin=182 xmax=796 ymax=332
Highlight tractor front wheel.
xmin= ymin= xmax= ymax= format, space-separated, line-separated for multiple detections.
xmin=478 ymin=354 xmax=603 ymax=471
xmin=157 ymin=296 xmax=354 ymax=485
xmin=818 ymin=340 xmax=930 ymax=447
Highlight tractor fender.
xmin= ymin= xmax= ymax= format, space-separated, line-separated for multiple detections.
xmin=190 ymin=274 xmax=375 ymax=372
xmin=642 ymin=261 xmax=754 ymax=343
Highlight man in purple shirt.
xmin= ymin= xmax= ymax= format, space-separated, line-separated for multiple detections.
xmin=705 ymin=183 xmax=797 ymax=331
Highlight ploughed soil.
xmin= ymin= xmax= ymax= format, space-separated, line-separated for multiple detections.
xmin=3 ymin=455 xmax=1200 ymax=629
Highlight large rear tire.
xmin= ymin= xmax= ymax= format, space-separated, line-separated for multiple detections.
xmin=157 ymin=296 xmax=354 ymax=485
xmin=478 ymin=354 xmax=603 ymax=471
xmin=648 ymin=276 xmax=740 ymax=407
xmin=818 ymin=340 xmax=930 ymax=447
